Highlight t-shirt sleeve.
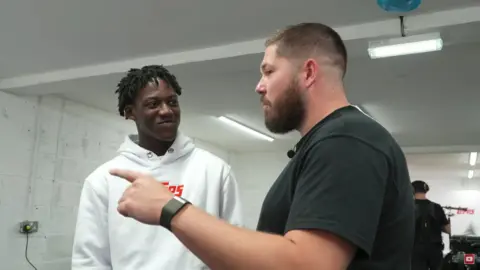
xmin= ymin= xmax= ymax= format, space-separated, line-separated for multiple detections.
xmin=285 ymin=136 xmax=389 ymax=257
xmin=435 ymin=204 xmax=450 ymax=225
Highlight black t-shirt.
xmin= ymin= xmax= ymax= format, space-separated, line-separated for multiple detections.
xmin=256 ymin=106 xmax=415 ymax=270
xmin=414 ymin=199 xmax=449 ymax=245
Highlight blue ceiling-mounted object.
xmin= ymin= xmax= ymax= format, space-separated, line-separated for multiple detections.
xmin=377 ymin=0 xmax=422 ymax=12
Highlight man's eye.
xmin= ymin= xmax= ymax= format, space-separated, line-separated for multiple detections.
xmin=168 ymin=100 xmax=179 ymax=106
xmin=146 ymin=101 xmax=158 ymax=108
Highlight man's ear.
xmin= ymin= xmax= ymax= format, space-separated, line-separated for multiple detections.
xmin=303 ymin=58 xmax=318 ymax=89
xmin=124 ymin=105 xmax=136 ymax=121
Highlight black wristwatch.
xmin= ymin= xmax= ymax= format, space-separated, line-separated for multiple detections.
xmin=160 ymin=196 xmax=191 ymax=231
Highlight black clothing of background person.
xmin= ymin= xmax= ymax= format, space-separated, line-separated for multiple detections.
xmin=411 ymin=180 xmax=450 ymax=270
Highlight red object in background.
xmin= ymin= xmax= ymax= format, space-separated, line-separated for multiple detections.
xmin=464 ymin=254 xmax=475 ymax=265
xmin=457 ymin=209 xmax=475 ymax=215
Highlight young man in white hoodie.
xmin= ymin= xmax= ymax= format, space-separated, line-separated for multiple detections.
xmin=71 ymin=65 xmax=243 ymax=270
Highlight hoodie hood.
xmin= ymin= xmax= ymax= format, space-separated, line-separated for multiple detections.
xmin=117 ymin=132 xmax=195 ymax=167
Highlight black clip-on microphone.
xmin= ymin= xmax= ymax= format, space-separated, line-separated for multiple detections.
xmin=287 ymin=148 xmax=296 ymax=159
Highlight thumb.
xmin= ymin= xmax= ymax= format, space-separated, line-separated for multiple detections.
xmin=109 ymin=169 xmax=145 ymax=183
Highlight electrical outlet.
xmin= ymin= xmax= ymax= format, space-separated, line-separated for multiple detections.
xmin=19 ymin=220 xmax=39 ymax=234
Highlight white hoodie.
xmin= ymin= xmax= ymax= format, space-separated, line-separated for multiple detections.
xmin=72 ymin=133 xmax=243 ymax=270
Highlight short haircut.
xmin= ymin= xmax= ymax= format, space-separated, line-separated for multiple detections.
xmin=412 ymin=180 xmax=429 ymax=193
xmin=115 ymin=65 xmax=182 ymax=116
xmin=265 ymin=22 xmax=348 ymax=77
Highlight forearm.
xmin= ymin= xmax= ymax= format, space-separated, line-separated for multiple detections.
xmin=171 ymin=205 xmax=301 ymax=270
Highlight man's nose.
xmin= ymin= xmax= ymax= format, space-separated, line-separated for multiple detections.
xmin=158 ymin=103 xmax=173 ymax=115
xmin=255 ymin=81 xmax=266 ymax=95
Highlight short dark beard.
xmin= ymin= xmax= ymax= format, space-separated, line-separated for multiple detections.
xmin=264 ymin=78 xmax=305 ymax=134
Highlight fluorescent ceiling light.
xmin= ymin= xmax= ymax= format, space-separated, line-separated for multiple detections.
xmin=368 ymin=32 xmax=443 ymax=59
xmin=468 ymin=170 xmax=474 ymax=179
xmin=217 ymin=116 xmax=274 ymax=142
xmin=469 ymin=152 xmax=478 ymax=166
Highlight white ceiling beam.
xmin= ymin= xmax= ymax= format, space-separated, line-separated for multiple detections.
xmin=0 ymin=40 xmax=264 ymax=90
xmin=403 ymin=144 xmax=480 ymax=154
xmin=406 ymin=5 xmax=480 ymax=31
xmin=0 ymin=39 xmax=265 ymax=90
xmin=1 ymin=5 xmax=479 ymax=90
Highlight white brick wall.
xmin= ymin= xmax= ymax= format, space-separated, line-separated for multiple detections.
xmin=0 ymin=92 xmax=138 ymax=270
xmin=0 ymin=91 xmax=231 ymax=270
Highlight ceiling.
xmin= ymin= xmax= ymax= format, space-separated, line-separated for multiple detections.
xmin=407 ymin=152 xmax=479 ymax=186
xmin=0 ymin=0 xmax=477 ymax=78
xmin=1 ymin=1 xmax=480 ymax=156
xmin=408 ymin=152 xmax=475 ymax=181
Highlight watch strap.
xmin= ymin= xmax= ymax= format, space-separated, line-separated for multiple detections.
xmin=160 ymin=196 xmax=191 ymax=231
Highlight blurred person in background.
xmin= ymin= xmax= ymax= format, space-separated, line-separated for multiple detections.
xmin=412 ymin=180 xmax=451 ymax=270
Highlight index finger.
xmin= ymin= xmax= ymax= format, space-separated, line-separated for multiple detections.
xmin=109 ymin=169 xmax=145 ymax=183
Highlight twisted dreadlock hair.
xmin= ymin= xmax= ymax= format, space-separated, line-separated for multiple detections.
xmin=115 ymin=65 xmax=182 ymax=117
